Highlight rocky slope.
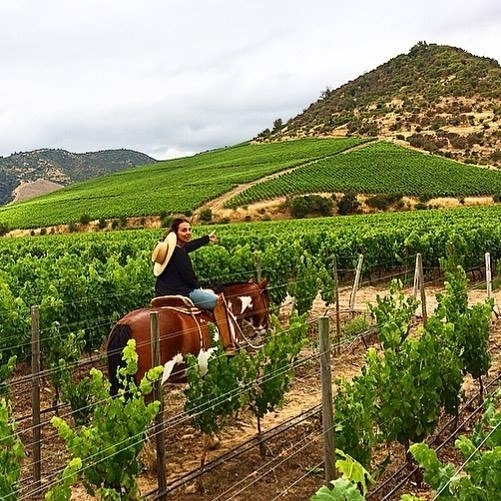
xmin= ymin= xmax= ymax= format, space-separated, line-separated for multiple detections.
xmin=256 ymin=42 xmax=501 ymax=167
xmin=0 ymin=148 xmax=156 ymax=205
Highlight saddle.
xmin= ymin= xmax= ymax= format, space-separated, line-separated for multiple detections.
xmin=151 ymin=295 xmax=201 ymax=314
xmin=151 ymin=294 xmax=237 ymax=356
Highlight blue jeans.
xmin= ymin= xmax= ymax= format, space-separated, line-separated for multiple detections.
xmin=189 ymin=288 xmax=218 ymax=310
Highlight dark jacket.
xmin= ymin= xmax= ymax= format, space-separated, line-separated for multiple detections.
xmin=154 ymin=235 xmax=209 ymax=296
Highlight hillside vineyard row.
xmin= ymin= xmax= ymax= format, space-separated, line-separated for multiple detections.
xmin=0 ymin=205 xmax=500 ymax=362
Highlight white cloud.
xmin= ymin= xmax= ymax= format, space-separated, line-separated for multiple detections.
xmin=0 ymin=0 xmax=500 ymax=160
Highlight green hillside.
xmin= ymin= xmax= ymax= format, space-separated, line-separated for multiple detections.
xmin=0 ymin=137 xmax=367 ymax=229
xmin=4 ymin=135 xmax=501 ymax=231
xmin=225 ymin=141 xmax=501 ymax=208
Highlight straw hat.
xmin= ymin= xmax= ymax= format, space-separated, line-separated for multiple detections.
xmin=151 ymin=232 xmax=177 ymax=276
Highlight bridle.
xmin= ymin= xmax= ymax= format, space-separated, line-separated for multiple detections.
xmin=226 ymin=281 xmax=270 ymax=349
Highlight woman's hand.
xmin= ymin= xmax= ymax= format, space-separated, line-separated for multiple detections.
xmin=209 ymin=232 xmax=218 ymax=244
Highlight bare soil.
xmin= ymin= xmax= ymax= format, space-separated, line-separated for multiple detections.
xmin=11 ymin=178 xmax=64 ymax=203
xmin=11 ymin=282 xmax=501 ymax=500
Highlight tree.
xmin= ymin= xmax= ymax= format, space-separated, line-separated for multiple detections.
xmin=337 ymin=192 xmax=360 ymax=215
xmin=272 ymin=118 xmax=283 ymax=133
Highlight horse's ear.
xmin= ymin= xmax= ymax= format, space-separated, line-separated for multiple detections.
xmin=259 ymin=278 xmax=268 ymax=288
xmin=248 ymin=277 xmax=255 ymax=283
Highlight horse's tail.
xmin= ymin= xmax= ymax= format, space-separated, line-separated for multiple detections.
xmin=106 ymin=323 xmax=132 ymax=396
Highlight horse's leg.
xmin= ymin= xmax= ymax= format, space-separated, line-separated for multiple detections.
xmin=106 ymin=323 xmax=132 ymax=396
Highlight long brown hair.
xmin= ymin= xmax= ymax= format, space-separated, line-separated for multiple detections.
xmin=166 ymin=217 xmax=189 ymax=238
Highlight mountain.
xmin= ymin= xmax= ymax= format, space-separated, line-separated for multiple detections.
xmin=0 ymin=148 xmax=157 ymax=205
xmin=256 ymin=42 xmax=501 ymax=167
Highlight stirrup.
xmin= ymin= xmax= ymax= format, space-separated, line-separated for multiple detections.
xmin=224 ymin=346 xmax=237 ymax=356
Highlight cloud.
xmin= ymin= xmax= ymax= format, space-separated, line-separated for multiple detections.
xmin=0 ymin=0 xmax=500 ymax=160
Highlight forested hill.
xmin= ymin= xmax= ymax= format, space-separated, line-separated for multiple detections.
xmin=0 ymin=148 xmax=157 ymax=205
xmin=257 ymin=42 xmax=501 ymax=167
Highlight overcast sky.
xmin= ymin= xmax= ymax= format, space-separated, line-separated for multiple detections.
xmin=0 ymin=0 xmax=499 ymax=160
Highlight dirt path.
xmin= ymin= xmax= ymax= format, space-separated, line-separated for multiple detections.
xmin=198 ymin=141 xmax=375 ymax=215
xmin=199 ymin=162 xmax=311 ymax=213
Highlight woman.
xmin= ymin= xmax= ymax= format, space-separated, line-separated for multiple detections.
xmin=151 ymin=217 xmax=236 ymax=354
xmin=153 ymin=217 xmax=218 ymax=307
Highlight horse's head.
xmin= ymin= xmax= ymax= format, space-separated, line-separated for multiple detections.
xmin=220 ymin=278 xmax=270 ymax=336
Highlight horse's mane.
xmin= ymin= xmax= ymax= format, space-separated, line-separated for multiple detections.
xmin=215 ymin=280 xmax=270 ymax=309
xmin=213 ymin=281 xmax=259 ymax=293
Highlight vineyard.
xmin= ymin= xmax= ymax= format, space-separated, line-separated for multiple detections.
xmin=2 ymin=206 xmax=501 ymax=499
xmin=2 ymin=137 xmax=501 ymax=231
xmin=223 ymin=141 xmax=501 ymax=208
xmin=0 ymin=137 xmax=369 ymax=229
xmin=4 ymin=205 xmax=501 ymax=365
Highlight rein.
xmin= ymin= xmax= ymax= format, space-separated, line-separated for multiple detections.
xmin=238 ymin=319 xmax=266 ymax=350
xmin=242 ymin=282 xmax=269 ymax=349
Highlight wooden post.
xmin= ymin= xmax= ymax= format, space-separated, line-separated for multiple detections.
xmin=31 ymin=305 xmax=42 ymax=490
xmin=349 ymin=254 xmax=364 ymax=313
xmin=150 ymin=312 xmax=167 ymax=500
xmin=486 ymin=252 xmax=492 ymax=300
xmin=333 ymin=256 xmax=341 ymax=355
xmin=412 ymin=254 xmax=420 ymax=298
xmin=318 ymin=316 xmax=335 ymax=483
xmin=416 ymin=254 xmax=427 ymax=326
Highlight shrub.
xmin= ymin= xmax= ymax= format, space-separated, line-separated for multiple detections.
xmin=310 ymin=195 xmax=333 ymax=215
xmin=199 ymin=208 xmax=213 ymax=222
xmin=395 ymin=199 xmax=406 ymax=210
xmin=337 ymin=192 xmax=360 ymax=215
xmin=278 ymin=198 xmax=291 ymax=212
xmin=418 ymin=194 xmax=432 ymax=203
xmin=365 ymin=194 xmax=403 ymax=211
xmin=490 ymin=149 xmax=501 ymax=162
xmin=290 ymin=197 xmax=309 ymax=218
xmin=290 ymin=195 xmax=333 ymax=218
xmin=0 ymin=222 xmax=9 ymax=237
xmin=161 ymin=215 xmax=173 ymax=228
xmin=79 ymin=213 xmax=92 ymax=225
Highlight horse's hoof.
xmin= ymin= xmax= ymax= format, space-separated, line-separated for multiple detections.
xmin=206 ymin=434 xmax=220 ymax=450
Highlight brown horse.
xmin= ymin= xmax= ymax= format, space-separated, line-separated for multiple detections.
xmin=106 ymin=278 xmax=269 ymax=395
